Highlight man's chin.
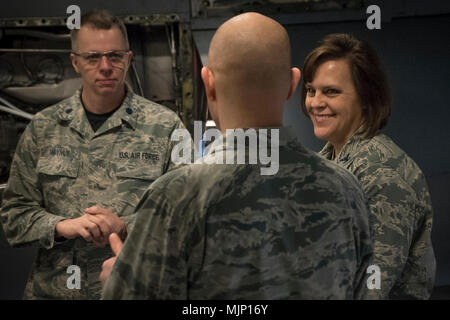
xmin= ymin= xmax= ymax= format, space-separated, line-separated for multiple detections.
xmin=96 ymin=85 xmax=120 ymax=95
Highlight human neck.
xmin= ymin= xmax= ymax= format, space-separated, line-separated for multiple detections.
xmin=330 ymin=121 xmax=363 ymax=158
xmin=216 ymin=98 xmax=284 ymax=133
xmin=331 ymin=142 xmax=344 ymax=159
xmin=219 ymin=120 xmax=283 ymax=133
xmin=81 ymin=86 xmax=126 ymax=114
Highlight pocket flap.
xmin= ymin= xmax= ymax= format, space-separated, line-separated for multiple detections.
xmin=37 ymin=156 xmax=80 ymax=178
xmin=115 ymin=166 xmax=162 ymax=181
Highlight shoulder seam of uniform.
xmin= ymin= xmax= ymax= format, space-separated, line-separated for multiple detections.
xmin=354 ymin=135 xmax=416 ymax=185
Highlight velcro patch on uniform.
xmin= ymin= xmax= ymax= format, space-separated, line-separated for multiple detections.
xmin=46 ymin=146 xmax=79 ymax=159
xmin=119 ymin=151 xmax=160 ymax=162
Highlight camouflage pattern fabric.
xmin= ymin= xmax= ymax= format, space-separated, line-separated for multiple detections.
xmin=319 ymin=131 xmax=436 ymax=299
xmin=0 ymin=88 xmax=186 ymax=299
xmin=102 ymin=126 xmax=373 ymax=299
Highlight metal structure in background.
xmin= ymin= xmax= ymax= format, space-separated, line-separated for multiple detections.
xmin=190 ymin=0 xmax=450 ymax=29
xmin=123 ymin=14 xmax=199 ymax=131
xmin=191 ymin=0 xmax=363 ymax=18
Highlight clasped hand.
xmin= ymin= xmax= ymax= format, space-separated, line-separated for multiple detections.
xmin=55 ymin=205 xmax=126 ymax=247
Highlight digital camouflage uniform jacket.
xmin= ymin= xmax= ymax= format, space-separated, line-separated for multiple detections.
xmin=0 ymin=88 xmax=186 ymax=299
xmin=320 ymin=132 xmax=436 ymax=299
xmin=103 ymin=127 xmax=374 ymax=299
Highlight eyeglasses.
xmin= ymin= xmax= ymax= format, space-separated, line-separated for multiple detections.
xmin=72 ymin=50 xmax=130 ymax=68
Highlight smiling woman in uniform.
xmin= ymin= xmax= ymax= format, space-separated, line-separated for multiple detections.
xmin=300 ymin=33 xmax=436 ymax=299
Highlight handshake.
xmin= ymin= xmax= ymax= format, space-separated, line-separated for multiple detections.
xmin=55 ymin=205 xmax=127 ymax=247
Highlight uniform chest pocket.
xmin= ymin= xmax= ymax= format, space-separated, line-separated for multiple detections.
xmin=36 ymin=156 xmax=80 ymax=206
xmin=115 ymin=165 xmax=162 ymax=181
xmin=36 ymin=156 xmax=80 ymax=178
xmin=112 ymin=164 xmax=163 ymax=213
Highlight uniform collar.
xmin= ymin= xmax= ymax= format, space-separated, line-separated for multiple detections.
xmin=203 ymin=126 xmax=297 ymax=160
xmin=56 ymin=85 xmax=137 ymax=138
xmin=96 ymin=87 xmax=138 ymax=134
xmin=319 ymin=125 xmax=366 ymax=162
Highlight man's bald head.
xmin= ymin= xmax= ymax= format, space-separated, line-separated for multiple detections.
xmin=208 ymin=12 xmax=292 ymax=94
xmin=203 ymin=12 xmax=300 ymax=131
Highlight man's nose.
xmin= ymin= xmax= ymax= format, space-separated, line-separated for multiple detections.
xmin=99 ymin=55 xmax=113 ymax=71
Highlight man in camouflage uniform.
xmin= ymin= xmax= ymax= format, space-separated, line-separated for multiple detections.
xmin=320 ymin=129 xmax=435 ymax=299
xmin=0 ymin=10 xmax=185 ymax=299
xmin=101 ymin=12 xmax=374 ymax=299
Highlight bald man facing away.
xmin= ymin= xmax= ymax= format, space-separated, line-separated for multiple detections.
xmin=101 ymin=13 xmax=374 ymax=299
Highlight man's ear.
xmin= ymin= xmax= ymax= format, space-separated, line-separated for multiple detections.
xmin=70 ymin=53 xmax=80 ymax=74
xmin=127 ymin=50 xmax=133 ymax=70
xmin=287 ymin=67 xmax=301 ymax=100
xmin=201 ymin=66 xmax=216 ymax=101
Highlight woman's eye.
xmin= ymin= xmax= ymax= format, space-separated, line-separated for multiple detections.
xmin=325 ymin=88 xmax=339 ymax=95
xmin=306 ymin=87 xmax=315 ymax=95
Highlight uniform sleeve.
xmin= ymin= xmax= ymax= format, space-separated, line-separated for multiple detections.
xmin=347 ymin=181 xmax=375 ymax=300
xmin=359 ymin=166 xmax=435 ymax=299
xmin=0 ymin=120 xmax=67 ymax=249
xmin=102 ymin=184 xmax=193 ymax=299
xmin=388 ymin=180 xmax=435 ymax=299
